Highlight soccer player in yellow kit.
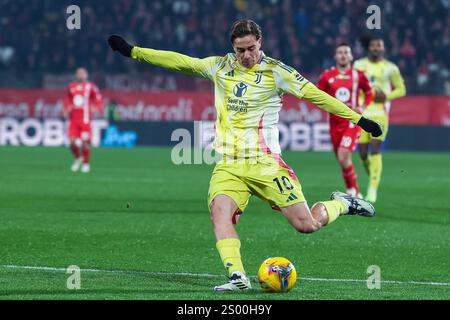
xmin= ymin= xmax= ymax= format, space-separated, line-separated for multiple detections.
xmin=354 ymin=37 xmax=406 ymax=203
xmin=108 ymin=20 xmax=382 ymax=291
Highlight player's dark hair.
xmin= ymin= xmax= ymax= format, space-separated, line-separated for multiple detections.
xmin=359 ymin=35 xmax=383 ymax=50
xmin=369 ymin=36 xmax=383 ymax=46
xmin=335 ymin=42 xmax=351 ymax=53
xmin=230 ymin=19 xmax=262 ymax=44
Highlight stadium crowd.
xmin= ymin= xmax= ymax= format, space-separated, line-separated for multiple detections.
xmin=0 ymin=0 xmax=449 ymax=93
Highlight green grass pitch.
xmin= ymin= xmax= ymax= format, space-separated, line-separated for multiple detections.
xmin=0 ymin=146 xmax=449 ymax=300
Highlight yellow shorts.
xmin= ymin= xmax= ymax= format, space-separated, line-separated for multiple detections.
xmin=207 ymin=154 xmax=305 ymax=214
xmin=359 ymin=115 xmax=389 ymax=143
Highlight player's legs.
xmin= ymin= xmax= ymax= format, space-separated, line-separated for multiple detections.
xmin=209 ymin=194 xmax=252 ymax=291
xmin=248 ymin=154 xmax=373 ymax=233
xmin=80 ymin=125 xmax=92 ymax=173
xmin=281 ymin=199 xmax=347 ymax=234
xmin=69 ymin=138 xmax=81 ymax=158
xmin=359 ymin=116 xmax=387 ymax=203
xmin=337 ymin=147 xmax=361 ymax=197
xmin=68 ymin=122 xmax=84 ymax=172
xmin=208 ymin=163 xmax=252 ymax=291
xmin=81 ymin=140 xmax=91 ymax=172
xmin=358 ymin=128 xmax=371 ymax=175
xmin=69 ymin=138 xmax=82 ymax=159
xmin=366 ymin=139 xmax=383 ymax=203
xmin=280 ymin=202 xmax=326 ymax=233
xmin=68 ymin=121 xmax=81 ymax=158
xmin=281 ymin=193 xmax=375 ymax=235
xmin=210 ymin=194 xmax=239 ymax=241
xmin=336 ymin=147 xmax=352 ymax=168
xmin=358 ymin=143 xmax=370 ymax=175
xmin=331 ymin=124 xmax=361 ymax=197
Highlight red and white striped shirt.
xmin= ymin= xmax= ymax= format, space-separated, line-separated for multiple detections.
xmin=317 ymin=66 xmax=373 ymax=126
xmin=64 ymin=81 xmax=103 ymax=124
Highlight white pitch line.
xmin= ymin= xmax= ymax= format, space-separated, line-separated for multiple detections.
xmin=1 ymin=265 xmax=449 ymax=287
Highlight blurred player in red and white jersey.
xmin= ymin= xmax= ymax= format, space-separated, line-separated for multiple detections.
xmin=64 ymin=68 xmax=103 ymax=173
xmin=317 ymin=43 xmax=373 ymax=197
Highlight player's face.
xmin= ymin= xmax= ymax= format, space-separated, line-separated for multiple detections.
xmin=75 ymin=68 xmax=88 ymax=82
xmin=368 ymin=39 xmax=385 ymax=60
xmin=334 ymin=46 xmax=353 ymax=67
xmin=233 ymin=35 xmax=262 ymax=69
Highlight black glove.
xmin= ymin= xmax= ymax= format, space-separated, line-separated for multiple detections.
xmin=357 ymin=117 xmax=382 ymax=137
xmin=108 ymin=35 xmax=133 ymax=57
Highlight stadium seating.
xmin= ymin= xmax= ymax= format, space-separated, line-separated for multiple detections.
xmin=0 ymin=0 xmax=449 ymax=93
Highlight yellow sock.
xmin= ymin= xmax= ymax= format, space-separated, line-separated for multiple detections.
xmin=317 ymin=200 xmax=347 ymax=225
xmin=216 ymin=238 xmax=245 ymax=275
xmin=368 ymin=154 xmax=382 ymax=190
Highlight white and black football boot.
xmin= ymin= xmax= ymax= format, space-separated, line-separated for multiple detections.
xmin=213 ymin=271 xmax=252 ymax=292
xmin=330 ymin=191 xmax=376 ymax=217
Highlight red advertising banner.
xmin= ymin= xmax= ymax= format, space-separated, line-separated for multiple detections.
xmin=0 ymin=89 xmax=449 ymax=126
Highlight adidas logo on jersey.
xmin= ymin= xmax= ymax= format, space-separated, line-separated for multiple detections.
xmin=225 ymin=70 xmax=235 ymax=77
xmin=286 ymin=193 xmax=298 ymax=202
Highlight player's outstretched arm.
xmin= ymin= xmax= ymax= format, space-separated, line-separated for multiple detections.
xmin=273 ymin=63 xmax=382 ymax=137
xmin=107 ymin=35 xmax=218 ymax=80
xmin=303 ymin=83 xmax=382 ymax=137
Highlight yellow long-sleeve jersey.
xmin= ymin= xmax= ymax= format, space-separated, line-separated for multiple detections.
xmin=132 ymin=47 xmax=363 ymax=158
xmin=354 ymin=57 xmax=406 ymax=118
